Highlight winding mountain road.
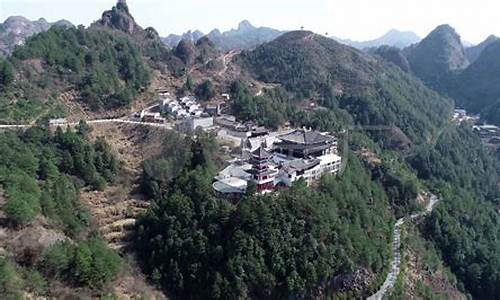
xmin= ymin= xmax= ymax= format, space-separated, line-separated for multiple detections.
xmin=367 ymin=194 xmax=439 ymax=300
xmin=0 ymin=118 xmax=173 ymax=130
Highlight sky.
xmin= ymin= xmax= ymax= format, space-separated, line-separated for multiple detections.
xmin=1 ymin=0 xmax=498 ymax=44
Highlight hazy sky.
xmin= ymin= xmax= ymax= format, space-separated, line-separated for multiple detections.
xmin=1 ymin=0 xmax=498 ymax=44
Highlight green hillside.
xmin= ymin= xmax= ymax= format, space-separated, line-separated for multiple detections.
xmin=0 ymin=26 xmax=151 ymax=123
xmin=0 ymin=125 xmax=121 ymax=297
xmin=238 ymin=31 xmax=453 ymax=144
xmin=13 ymin=26 xmax=151 ymax=110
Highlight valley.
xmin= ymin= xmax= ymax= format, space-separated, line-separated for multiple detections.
xmin=0 ymin=0 xmax=499 ymax=299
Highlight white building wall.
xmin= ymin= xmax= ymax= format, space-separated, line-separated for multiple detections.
xmin=318 ymin=153 xmax=342 ymax=174
xmin=278 ymin=153 xmax=341 ymax=187
xmin=191 ymin=117 xmax=214 ymax=129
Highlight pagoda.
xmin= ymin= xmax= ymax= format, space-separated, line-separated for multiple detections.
xmin=247 ymin=145 xmax=276 ymax=193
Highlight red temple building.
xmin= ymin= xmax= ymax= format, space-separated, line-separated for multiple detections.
xmin=247 ymin=146 xmax=278 ymax=193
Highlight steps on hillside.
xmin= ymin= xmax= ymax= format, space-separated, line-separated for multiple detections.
xmin=81 ymin=189 xmax=150 ymax=251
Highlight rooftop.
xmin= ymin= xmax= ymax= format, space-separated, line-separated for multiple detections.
xmin=213 ymin=177 xmax=247 ymax=194
xmin=214 ymin=163 xmax=252 ymax=181
xmin=282 ymin=158 xmax=321 ymax=174
xmin=278 ymin=129 xmax=335 ymax=145
xmin=251 ymin=146 xmax=273 ymax=159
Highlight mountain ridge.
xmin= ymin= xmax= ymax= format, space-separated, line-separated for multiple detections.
xmin=238 ymin=30 xmax=453 ymax=143
xmin=0 ymin=16 xmax=74 ymax=56
xmin=404 ymin=24 xmax=469 ymax=91
xmin=334 ymin=29 xmax=421 ymax=49
xmin=162 ymin=20 xmax=284 ymax=51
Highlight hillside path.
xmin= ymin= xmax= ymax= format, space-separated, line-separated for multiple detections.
xmin=367 ymin=194 xmax=439 ymax=300
xmin=0 ymin=118 xmax=173 ymax=130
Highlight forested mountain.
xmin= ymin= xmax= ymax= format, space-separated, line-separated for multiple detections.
xmin=368 ymin=45 xmax=411 ymax=72
xmin=11 ymin=27 xmax=151 ymax=110
xmin=1 ymin=1 xmax=500 ymax=299
xmin=0 ymin=16 xmax=73 ymax=56
xmin=0 ymin=1 xmax=157 ymax=122
xmin=334 ymin=29 xmax=421 ymax=50
xmin=163 ymin=20 xmax=284 ymax=51
xmin=465 ymin=34 xmax=500 ymax=63
xmin=0 ymin=0 xmax=220 ymax=123
xmin=174 ymin=37 xmax=220 ymax=67
xmin=90 ymin=0 xmax=186 ymax=72
xmin=405 ymin=24 xmax=469 ymax=91
xmin=398 ymin=24 xmax=500 ymax=125
xmin=237 ymin=31 xmax=453 ymax=144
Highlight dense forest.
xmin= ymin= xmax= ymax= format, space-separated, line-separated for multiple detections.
xmin=235 ymin=36 xmax=500 ymax=299
xmin=0 ymin=124 xmax=121 ymax=297
xmin=134 ymin=131 xmax=398 ymax=298
xmin=12 ymin=26 xmax=150 ymax=110
xmin=409 ymin=125 xmax=500 ymax=298
xmin=0 ymin=57 xmax=14 ymax=87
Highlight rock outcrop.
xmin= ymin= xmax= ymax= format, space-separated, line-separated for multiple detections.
xmin=96 ymin=0 xmax=139 ymax=34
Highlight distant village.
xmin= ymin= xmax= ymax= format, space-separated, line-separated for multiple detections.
xmin=453 ymin=108 xmax=500 ymax=152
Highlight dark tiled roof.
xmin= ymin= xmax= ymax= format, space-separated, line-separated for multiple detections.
xmin=278 ymin=130 xmax=334 ymax=145
xmin=282 ymin=158 xmax=320 ymax=174
xmin=251 ymin=146 xmax=273 ymax=158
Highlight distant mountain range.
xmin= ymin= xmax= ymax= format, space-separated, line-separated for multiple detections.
xmin=2 ymin=13 xmax=487 ymax=63
xmin=333 ymin=29 xmax=421 ymax=49
xmin=162 ymin=20 xmax=284 ymax=51
xmin=2 ymin=9 xmax=500 ymax=127
xmin=365 ymin=24 xmax=500 ymax=125
xmin=163 ymin=26 xmax=423 ymax=52
xmin=0 ymin=16 xmax=73 ymax=56
xmin=163 ymin=24 xmax=421 ymax=51
xmin=163 ymin=30 xmax=205 ymax=49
